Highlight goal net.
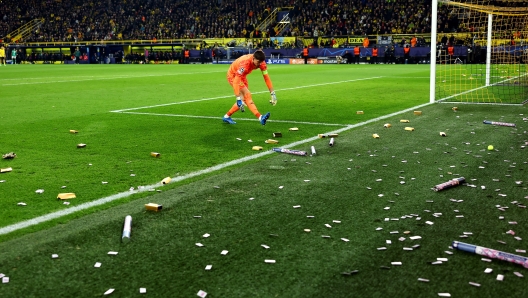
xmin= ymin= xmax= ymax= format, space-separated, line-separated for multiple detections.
xmin=431 ymin=0 xmax=528 ymax=104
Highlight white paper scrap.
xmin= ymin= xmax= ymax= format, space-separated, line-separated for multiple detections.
xmin=484 ymin=268 xmax=493 ymax=273
xmin=196 ymin=243 xmax=204 ymax=247
xmin=438 ymin=293 xmax=451 ymax=297
xmin=221 ymin=250 xmax=228 ymax=255
xmin=108 ymin=251 xmax=118 ymax=255
xmin=51 ymin=254 xmax=59 ymax=259
xmin=265 ymin=259 xmax=276 ymax=263
xmin=197 ymin=290 xmax=208 ymax=297
xmin=140 ymin=288 xmax=147 ymax=294
xmin=104 ymin=289 xmax=115 ymax=295
xmin=497 ymin=274 xmax=504 ymax=281
xmin=205 ymin=265 xmax=212 ymax=270
xmin=2 ymin=277 xmax=9 ymax=284
xmin=261 ymin=244 xmax=270 ymax=249
xmin=203 ymin=233 xmax=210 ymax=238
xmin=391 ymin=262 xmax=402 ymax=266
xmin=94 ymin=262 xmax=102 ymax=268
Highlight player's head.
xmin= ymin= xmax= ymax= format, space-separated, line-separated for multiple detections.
xmin=253 ymin=50 xmax=265 ymax=66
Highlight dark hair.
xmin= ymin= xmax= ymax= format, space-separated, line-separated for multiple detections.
xmin=253 ymin=50 xmax=265 ymax=62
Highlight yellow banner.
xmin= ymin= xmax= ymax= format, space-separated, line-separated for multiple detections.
xmin=474 ymin=39 xmax=515 ymax=46
xmin=202 ymin=38 xmax=226 ymax=46
xmin=347 ymin=37 xmax=365 ymax=43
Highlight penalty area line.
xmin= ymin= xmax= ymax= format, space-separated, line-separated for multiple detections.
xmin=116 ymin=111 xmax=349 ymax=126
xmin=111 ymin=76 xmax=383 ymax=113
xmin=0 ymin=99 xmax=431 ymax=236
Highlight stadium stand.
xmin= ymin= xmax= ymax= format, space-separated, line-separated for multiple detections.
xmin=0 ymin=0 xmax=449 ymax=42
xmin=0 ymin=0 xmax=505 ymax=64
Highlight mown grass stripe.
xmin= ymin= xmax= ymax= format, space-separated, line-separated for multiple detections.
xmin=0 ymin=100 xmax=433 ymax=236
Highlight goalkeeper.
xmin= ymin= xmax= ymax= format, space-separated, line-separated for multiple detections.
xmin=223 ymin=49 xmax=277 ymax=125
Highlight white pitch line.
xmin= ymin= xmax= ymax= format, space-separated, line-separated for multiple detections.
xmin=110 ymin=76 xmax=383 ymax=113
xmin=436 ymin=72 xmax=528 ymax=104
xmin=111 ymin=95 xmax=234 ymax=112
xmin=117 ymin=111 xmax=349 ymax=126
xmin=1 ymin=70 xmax=225 ymax=86
xmin=382 ymin=76 xmax=430 ymax=79
xmin=0 ymin=100 xmax=433 ymax=236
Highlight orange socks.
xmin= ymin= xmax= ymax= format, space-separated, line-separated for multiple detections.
xmin=225 ymin=93 xmax=261 ymax=119
xmin=244 ymin=93 xmax=261 ymax=119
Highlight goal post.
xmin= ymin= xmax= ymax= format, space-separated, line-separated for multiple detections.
xmin=431 ymin=0 xmax=528 ymax=105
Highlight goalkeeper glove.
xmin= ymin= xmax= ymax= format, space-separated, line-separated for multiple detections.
xmin=236 ymin=96 xmax=245 ymax=112
xmin=270 ymin=91 xmax=277 ymax=106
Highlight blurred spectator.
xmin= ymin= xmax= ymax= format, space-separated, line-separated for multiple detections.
xmin=0 ymin=0 xmax=461 ymax=49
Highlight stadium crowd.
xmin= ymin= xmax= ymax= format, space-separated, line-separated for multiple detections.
xmin=0 ymin=0 xmax=464 ymax=44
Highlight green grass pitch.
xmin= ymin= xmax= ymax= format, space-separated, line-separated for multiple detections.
xmin=0 ymin=64 xmax=526 ymax=297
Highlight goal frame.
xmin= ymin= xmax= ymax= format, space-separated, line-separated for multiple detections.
xmin=430 ymin=0 xmax=526 ymax=104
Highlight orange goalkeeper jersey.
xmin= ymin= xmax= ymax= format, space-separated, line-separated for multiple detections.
xmin=227 ymin=54 xmax=267 ymax=79
xmin=227 ymin=54 xmax=272 ymax=95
